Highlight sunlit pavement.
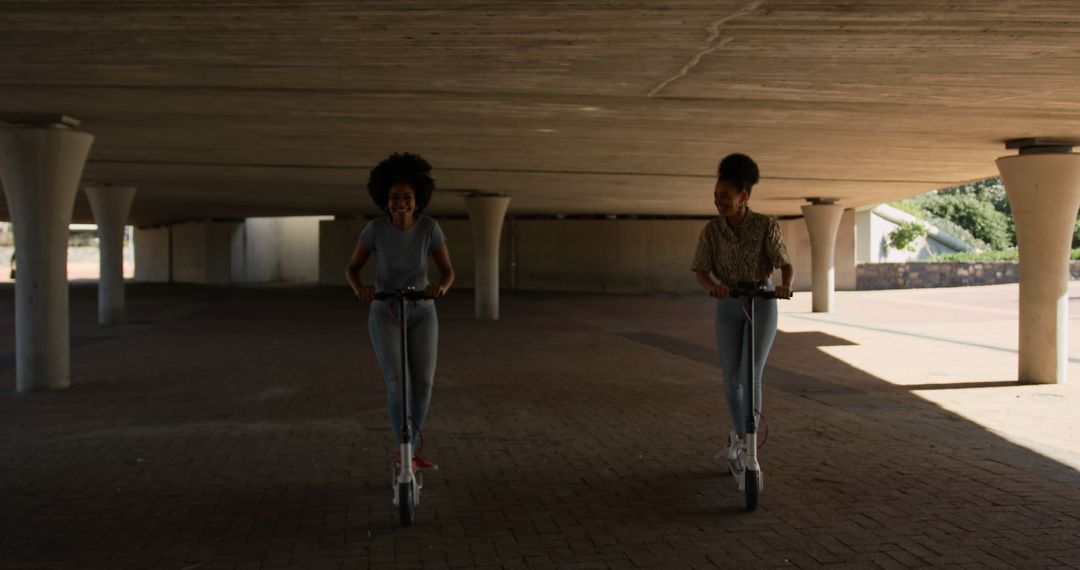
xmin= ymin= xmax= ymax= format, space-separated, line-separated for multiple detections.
xmin=766 ymin=282 xmax=1080 ymax=472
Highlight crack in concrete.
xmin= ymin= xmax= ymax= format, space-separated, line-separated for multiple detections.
xmin=648 ymin=38 xmax=734 ymax=98
xmin=705 ymin=0 xmax=767 ymax=44
xmin=648 ymin=0 xmax=765 ymax=98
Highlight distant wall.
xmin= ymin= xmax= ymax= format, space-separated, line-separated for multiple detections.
xmin=318 ymin=218 xmax=502 ymax=289
xmin=242 ymin=216 xmax=328 ymax=283
xmin=855 ymin=206 xmax=964 ymax=263
xmin=514 ymin=219 xmax=702 ymax=293
xmin=242 ymin=218 xmax=280 ymax=283
xmin=278 ymin=217 xmax=325 ymax=282
xmin=170 ymin=221 xmax=244 ymax=284
xmin=320 ymin=214 xmax=857 ymax=295
xmin=137 ymin=217 xmax=328 ymax=285
xmin=140 ymin=213 xmax=862 ymax=293
xmin=134 ymin=226 xmax=170 ymax=282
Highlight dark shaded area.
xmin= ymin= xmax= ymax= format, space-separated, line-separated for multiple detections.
xmin=0 ymin=285 xmax=1077 ymax=569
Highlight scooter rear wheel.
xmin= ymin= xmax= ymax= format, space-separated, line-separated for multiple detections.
xmin=744 ymin=470 xmax=759 ymax=512
xmin=399 ymin=482 xmax=415 ymax=526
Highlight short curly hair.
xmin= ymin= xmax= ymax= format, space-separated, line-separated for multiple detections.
xmin=367 ymin=152 xmax=435 ymax=214
xmin=717 ymin=153 xmax=760 ymax=196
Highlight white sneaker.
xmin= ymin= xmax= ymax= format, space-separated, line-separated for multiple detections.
xmin=725 ymin=431 xmax=745 ymax=477
xmin=726 ymin=431 xmax=742 ymax=460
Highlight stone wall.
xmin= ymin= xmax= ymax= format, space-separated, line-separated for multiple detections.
xmin=857 ymin=261 xmax=1080 ymax=290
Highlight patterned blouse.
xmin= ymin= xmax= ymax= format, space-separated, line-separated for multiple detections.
xmin=691 ymin=208 xmax=791 ymax=285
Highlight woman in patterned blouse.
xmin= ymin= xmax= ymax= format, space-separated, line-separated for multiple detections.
xmin=691 ymin=153 xmax=794 ymax=464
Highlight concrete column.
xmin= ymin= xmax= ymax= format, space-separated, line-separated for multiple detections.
xmin=836 ymin=209 xmax=857 ymax=291
xmin=0 ymin=118 xmax=93 ymax=392
xmin=801 ymin=200 xmax=845 ymax=313
xmin=996 ymin=139 xmax=1080 ymax=384
xmin=855 ymin=208 xmax=874 ymax=264
xmin=464 ymin=194 xmax=510 ymax=320
xmin=85 ymin=185 xmax=136 ymax=325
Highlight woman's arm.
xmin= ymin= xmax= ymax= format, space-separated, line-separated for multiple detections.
xmin=425 ymin=244 xmax=455 ymax=298
xmin=695 ymin=270 xmax=729 ymax=298
xmin=345 ymin=242 xmax=375 ymax=302
xmin=777 ymin=263 xmax=794 ymax=298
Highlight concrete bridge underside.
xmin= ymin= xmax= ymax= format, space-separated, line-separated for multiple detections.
xmin=1 ymin=1 xmax=1079 ymax=223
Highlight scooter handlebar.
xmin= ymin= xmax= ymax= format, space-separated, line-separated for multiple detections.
xmin=373 ymin=290 xmax=430 ymax=301
xmin=729 ymin=287 xmax=788 ymax=300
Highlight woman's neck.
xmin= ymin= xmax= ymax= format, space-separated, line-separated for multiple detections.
xmin=390 ymin=213 xmax=416 ymax=231
xmin=725 ymin=205 xmax=748 ymax=226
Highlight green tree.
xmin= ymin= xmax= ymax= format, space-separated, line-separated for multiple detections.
xmin=895 ymin=177 xmax=1080 ymax=252
xmin=917 ymin=192 xmax=1012 ymax=250
xmin=887 ymin=221 xmax=927 ymax=252
xmin=936 ymin=178 xmax=1015 ymax=245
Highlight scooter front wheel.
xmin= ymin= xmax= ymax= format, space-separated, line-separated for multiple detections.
xmin=399 ymin=482 xmax=415 ymax=526
xmin=744 ymin=470 xmax=759 ymax=512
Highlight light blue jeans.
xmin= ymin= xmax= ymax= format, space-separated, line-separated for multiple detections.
xmin=369 ymin=299 xmax=439 ymax=445
xmin=714 ymin=290 xmax=778 ymax=434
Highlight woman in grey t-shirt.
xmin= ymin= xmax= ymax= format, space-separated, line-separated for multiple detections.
xmin=345 ymin=153 xmax=455 ymax=469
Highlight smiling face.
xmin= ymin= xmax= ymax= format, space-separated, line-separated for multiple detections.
xmin=714 ymin=179 xmax=749 ymax=217
xmin=387 ymin=182 xmax=417 ymax=218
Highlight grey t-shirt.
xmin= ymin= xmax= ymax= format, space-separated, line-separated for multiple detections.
xmin=358 ymin=215 xmax=447 ymax=292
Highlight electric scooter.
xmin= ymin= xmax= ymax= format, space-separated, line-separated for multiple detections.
xmin=373 ymin=287 xmax=431 ymax=527
xmin=728 ymin=284 xmax=787 ymax=512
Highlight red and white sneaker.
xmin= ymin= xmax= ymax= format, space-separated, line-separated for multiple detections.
xmin=394 ymin=455 xmax=438 ymax=470
xmin=412 ymin=455 xmax=438 ymax=470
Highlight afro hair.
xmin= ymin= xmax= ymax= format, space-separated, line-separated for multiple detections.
xmin=367 ymin=152 xmax=436 ymax=214
xmin=717 ymin=153 xmax=760 ymax=195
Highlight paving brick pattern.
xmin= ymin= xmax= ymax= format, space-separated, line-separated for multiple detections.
xmin=1 ymin=284 xmax=1078 ymax=569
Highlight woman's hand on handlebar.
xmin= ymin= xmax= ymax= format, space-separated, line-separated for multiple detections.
xmin=708 ymin=283 xmax=730 ymax=299
xmin=775 ymin=284 xmax=793 ymax=299
xmin=424 ymin=283 xmax=449 ymax=299
xmin=354 ymin=287 xmax=376 ymax=303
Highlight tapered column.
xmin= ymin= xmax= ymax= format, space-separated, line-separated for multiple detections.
xmin=802 ymin=200 xmax=845 ymax=313
xmin=0 ymin=118 xmax=93 ymax=392
xmin=996 ymin=139 xmax=1080 ymax=384
xmin=85 ymin=185 xmax=136 ymax=325
xmin=464 ymin=194 xmax=510 ymax=320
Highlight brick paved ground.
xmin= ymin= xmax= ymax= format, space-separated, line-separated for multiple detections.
xmin=1 ymin=284 xmax=1078 ymax=569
